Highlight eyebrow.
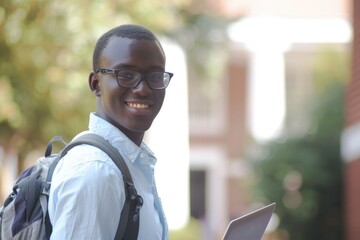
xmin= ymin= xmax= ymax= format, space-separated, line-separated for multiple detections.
xmin=111 ymin=64 xmax=165 ymax=71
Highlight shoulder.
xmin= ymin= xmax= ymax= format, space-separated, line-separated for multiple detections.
xmin=53 ymin=144 xmax=123 ymax=183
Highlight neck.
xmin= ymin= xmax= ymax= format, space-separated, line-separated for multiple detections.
xmin=94 ymin=111 xmax=144 ymax=147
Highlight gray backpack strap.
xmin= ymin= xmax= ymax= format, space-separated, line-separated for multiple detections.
xmin=47 ymin=133 xmax=143 ymax=240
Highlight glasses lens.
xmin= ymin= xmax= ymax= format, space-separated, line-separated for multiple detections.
xmin=116 ymin=70 xmax=141 ymax=87
xmin=148 ymin=72 xmax=170 ymax=89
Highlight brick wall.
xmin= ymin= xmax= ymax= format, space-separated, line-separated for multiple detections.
xmin=345 ymin=159 xmax=360 ymax=239
xmin=344 ymin=1 xmax=360 ymax=240
xmin=346 ymin=0 xmax=360 ymax=126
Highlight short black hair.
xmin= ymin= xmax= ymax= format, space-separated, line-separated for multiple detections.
xmin=92 ymin=24 xmax=163 ymax=71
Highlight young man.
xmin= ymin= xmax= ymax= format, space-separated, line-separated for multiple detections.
xmin=48 ymin=24 xmax=173 ymax=240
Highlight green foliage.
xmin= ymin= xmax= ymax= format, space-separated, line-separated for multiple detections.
xmin=312 ymin=45 xmax=350 ymax=91
xmin=251 ymin=48 xmax=346 ymax=239
xmin=253 ymin=83 xmax=344 ymax=240
xmin=0 ymin=0 xmax=97 ymax=161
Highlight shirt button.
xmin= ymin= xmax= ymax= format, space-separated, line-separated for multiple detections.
xmin=140 ymin=152 xmax=146 ymax=159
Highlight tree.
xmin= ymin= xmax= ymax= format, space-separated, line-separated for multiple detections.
xmin=251 ymin=48 xmax=347 ymax=240
xmin=1 ymin=0 xmax=95 ymax=164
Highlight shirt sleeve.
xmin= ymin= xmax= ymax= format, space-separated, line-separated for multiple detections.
xmin=48 ymin=154 xmax=125 ymax=240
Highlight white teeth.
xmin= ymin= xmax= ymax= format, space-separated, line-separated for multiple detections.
xmin=127 ymin=102 xmax=149 ymax=109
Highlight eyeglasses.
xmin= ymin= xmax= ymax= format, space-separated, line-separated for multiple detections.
xmin=96 ymin=68 xmax=173 ymax=90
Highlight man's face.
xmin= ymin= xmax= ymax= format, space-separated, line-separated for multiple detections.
xmin=92 ymin=37 xmax=166 ymax=142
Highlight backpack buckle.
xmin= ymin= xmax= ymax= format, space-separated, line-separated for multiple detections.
xmin=126 ymin=183 xmax=143 ymax=222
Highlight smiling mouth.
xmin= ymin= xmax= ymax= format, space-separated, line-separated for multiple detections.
xmin=126 ymin=102 xmax=150 ymax=109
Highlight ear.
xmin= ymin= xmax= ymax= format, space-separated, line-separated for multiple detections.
xmin=89 ymin=72 xmax=101 ymax=96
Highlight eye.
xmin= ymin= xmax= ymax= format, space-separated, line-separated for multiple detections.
xmin=149 ymin=72 xmax=164 ymax=81
xmin=117 ymin=70 xmax=137 ymax=80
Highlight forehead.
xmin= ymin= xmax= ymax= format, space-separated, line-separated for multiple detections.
xmin=100 ymin=36 xmax=166 ymax=69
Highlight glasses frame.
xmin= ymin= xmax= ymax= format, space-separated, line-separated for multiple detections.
xmin=96 ymin=68 xmax=173 ymax=90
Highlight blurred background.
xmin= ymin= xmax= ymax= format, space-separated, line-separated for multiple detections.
xmin=1 ymin=0 xmax=359 ymax=239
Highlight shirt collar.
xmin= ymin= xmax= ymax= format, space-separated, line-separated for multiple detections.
xmin=88 ymin=113 xmax=156 ymax=165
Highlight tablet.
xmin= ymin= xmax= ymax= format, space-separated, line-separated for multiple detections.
xmin=222 ymin=203 xmax=276 ymax=240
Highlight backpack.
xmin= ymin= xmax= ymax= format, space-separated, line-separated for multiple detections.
xmin=0 ymin=133 xmax=143 ymax=240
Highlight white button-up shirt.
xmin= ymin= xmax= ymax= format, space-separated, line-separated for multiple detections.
xmin=48 ymin=113 xmax=168 ymax=240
